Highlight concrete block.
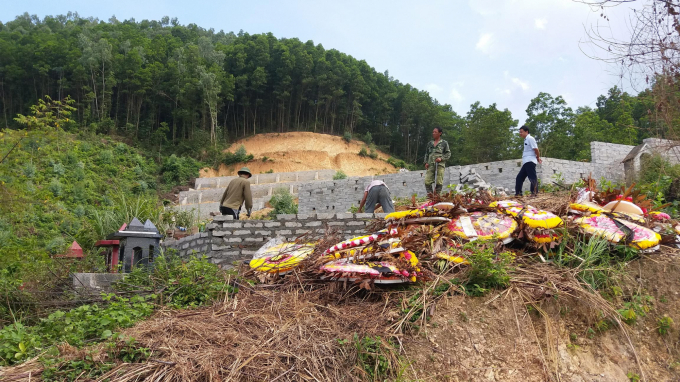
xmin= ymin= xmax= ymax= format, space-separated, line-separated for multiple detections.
xmin=336 ymin=213 xmax=354 ymax=219
xmin=223 ymin=222 xmax=242 ymax=228
xmin=305 ymin=221 xmax=322 ymax=227
xmin=355 ymin=213 xmax=373 ymax=219
xmin=276 ymin=214 xmax=296 ymax=220
xmin=264 ymin=222 xmax=282 ymax=228
xmin=212 ymin=230 xmax=230 ymax=237
xmin=276 ymin=230 xmax=293 ymax=235
xmin=297 ymin=213 xmax=316 ymax=220
xmin=233 ymin=230 xmax=251 ymax=235
xmin=285 ymin=222 xmax=303 ymax=228
xmin=212 ymin=244 xmax=231 ymax=251
xmin=73 ymin=273 xmax=126 ymax=290
xmin=347 ymin=221 xmax=365 ymax=226
xmin=315 ymin=213 xmax=334 ymax=220
xmin=206 ymin=223 xmax=218 ymax=230
xmin=212 ymin=215 xmax=233 ymax=222
xmin=245 ymin=237 xmax=264 ymax=242
xmin=243 ymin=222 xmax=263 ymax=228
xmin=200 ymin=232 xmax=209 ymax=238
xmin=228 ymin=237 xmax=243 ymax=243
xmin=327 ymin=222 xmax=345 ymax=226
xmin=254 ymin=230 xmax=271 ymax=235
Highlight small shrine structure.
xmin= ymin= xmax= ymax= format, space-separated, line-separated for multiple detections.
xmin=104 ymin=218 xmax=162 ymax=273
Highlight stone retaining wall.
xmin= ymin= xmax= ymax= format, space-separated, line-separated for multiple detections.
xmin=194 ymin=169 xmax=336 ymax=189
xmin=162 ymin=213 xmax=385 ymax=267
xmin=178 ymin=141 xmax=633 ymax=218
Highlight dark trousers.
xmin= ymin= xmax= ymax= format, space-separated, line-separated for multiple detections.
xmin=515 ymin=162 xmax=538 ymax=196
xmin=365 ymin=185 xmax=395 ymax=213
xmin=220 ymin=206 xmax=240 ymax=220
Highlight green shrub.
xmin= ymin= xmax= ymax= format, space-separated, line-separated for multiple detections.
xmin=638 ymin=154 xmax=680 ymax=202
xmin=0 ymin=294 xmax=154 ymax=366
xmin=658 ymin=315 xmax=674 ymax=335
xmin=114 ymin=142 xmax=128 ymax=155
xmin=22 ymin=163 xmax=36 ymax=178
xmin=369 ymin=148 xmax=378 ymax=159
xmin=222 ymin=145 xmax=254 ymax=166
xmin=74 ymin=205 xmax=86 ymax=218
xmin=133 ymin=165 xmax=144 ymax=177
xmin=363 ymin=131 xmax=372 ymax=145
xmin=99 ymin=150 xmax=113 ymax=164
xmin=268 ymin=188 xmax=298 ymax=217
xmin=74 ymin=166 xmax=85 ymax=181
xmin=353 ymin=334 xmax=396 ymax=380
xmin=464 ymin=243 xmax=513 ymax=296
xmin=115 ymin=254 xmax=235 ymax=309
xmin=52 ymin=162 xmax=65 ymax=176
xmin=73 ymin=183 xmax=87 ymax=202
xmin=343 ymin=131 xmax=352 ymax=143
xmin=49 ymin=178 xmax=62 ymax=196
xmin=387 ymin=157 xmax=407 ymax=169
xmin=359 ymin=146 xmax=368 ymax=157
xmin=45 ymin=236 xmax=66 ymax=254
xmin=161 ymin=154 xmax=201 ymax=185
xmin=333 ymin=170 xmax=348 ymax=180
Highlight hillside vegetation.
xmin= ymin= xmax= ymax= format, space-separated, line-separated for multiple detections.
xmin=0 ymin=13 xmax=670 ymax=169
xmin=0 ymin=99 xmax=201 ymax=272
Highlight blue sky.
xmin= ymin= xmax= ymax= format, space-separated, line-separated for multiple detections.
xmin=1 ymin=0 xmax=638 ymax=124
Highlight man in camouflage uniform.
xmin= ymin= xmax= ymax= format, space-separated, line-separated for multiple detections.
xmin=424 ymin=127 xmax=451 ymax=195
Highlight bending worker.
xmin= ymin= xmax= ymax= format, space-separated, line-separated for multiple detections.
xmin=424 ymin=127 xmax=451 ymax=194
xmin=219 ymin=167 xmax=253 ymax=220
xmin=358 ymin=180 xmax=395 ymax=213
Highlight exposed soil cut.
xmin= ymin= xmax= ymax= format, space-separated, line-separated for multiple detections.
xmin=200 ymin=132 xmax=398 ymax=177
xmin=403 ymin=254 xmax=680 ymax=381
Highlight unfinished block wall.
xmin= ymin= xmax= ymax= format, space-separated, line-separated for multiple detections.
xmin=162 ymin=213 xmax=385 ymax=267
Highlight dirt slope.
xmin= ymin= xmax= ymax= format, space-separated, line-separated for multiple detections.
xmin=403 ymin=254 xmax=680 ymax=381
xmin=200 ymin=132 xmax=398 ymax=177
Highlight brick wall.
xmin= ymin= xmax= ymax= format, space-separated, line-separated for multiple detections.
xmin=162 ymin=213 xmax=385 ymax=268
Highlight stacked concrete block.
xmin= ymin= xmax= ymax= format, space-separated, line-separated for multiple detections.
xmin=590 ymin=141 xmax=635 ymax=165
xmin=298 ymin=170 xmax=446 ymax=214
xmin=161 ymin=213 xmax=387 ymax=268
xmin=194 ymin=169 xmax=336 ymax=190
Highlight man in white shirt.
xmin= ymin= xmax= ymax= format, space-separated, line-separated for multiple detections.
xmin=358 ymin=180 xmax=395 ymax=213
xmin=516 ymin=125 xmax=542 ymax=196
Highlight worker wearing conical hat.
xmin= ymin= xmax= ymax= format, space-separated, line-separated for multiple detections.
xmin=219 ymin=167 xmax=253 ymax=220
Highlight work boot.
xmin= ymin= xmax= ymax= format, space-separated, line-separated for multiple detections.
xmin=435 ymin=184 xmax=443 ymax=194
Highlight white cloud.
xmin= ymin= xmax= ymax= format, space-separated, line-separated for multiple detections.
xmin=475 ymin=33 xmax=494 ymax=54
xmin=425 ymin=83 xmax=443 ymax=94
xmin=511 ymin=77 xmax=529 ymax=91
xmin=449 ymin=88 xmax=464 ymax=104
xmin=534 ymin=18 xmax=547 ymax=29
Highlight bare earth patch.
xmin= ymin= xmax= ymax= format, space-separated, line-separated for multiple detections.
xmin=200 ymin=132 xmax=398 ymax=177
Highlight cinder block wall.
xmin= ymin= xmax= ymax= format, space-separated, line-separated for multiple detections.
xmin=194 ymin=169 xmax=337 ymax=190
xmin=590 ymin=141 xmax=635 ymax=164
xmin=161 ymin=213 xmax=385 ymax=268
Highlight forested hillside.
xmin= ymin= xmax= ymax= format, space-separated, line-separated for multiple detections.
xmin=0 ymin=12 xmax=669 ymax=165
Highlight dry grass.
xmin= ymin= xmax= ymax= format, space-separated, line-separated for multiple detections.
xmin=99 ymin=287 xmax=393 ymax=382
